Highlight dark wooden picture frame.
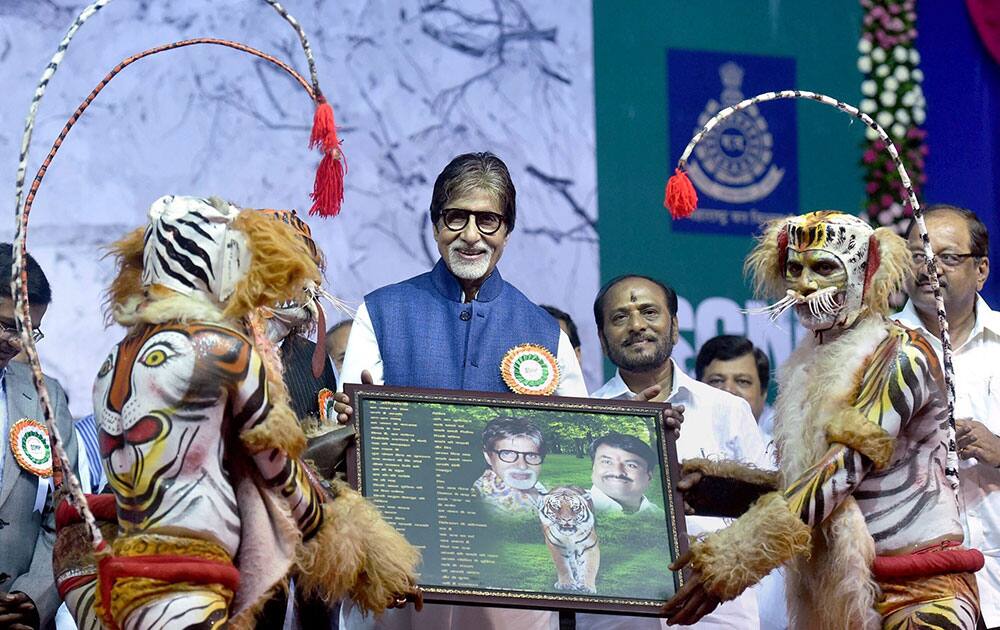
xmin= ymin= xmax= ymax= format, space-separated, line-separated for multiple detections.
xmin=344 ymin=384 xmax=688 ymax=617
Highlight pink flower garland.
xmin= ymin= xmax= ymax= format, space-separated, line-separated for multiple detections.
xmin=857 ymin=0 xmax=928 ymax=233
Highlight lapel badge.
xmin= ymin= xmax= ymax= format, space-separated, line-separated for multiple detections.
xmin=501 ymin=344 xmax=559 ymax=396
xmin=9 ymin=418 xmax=53 ymax=478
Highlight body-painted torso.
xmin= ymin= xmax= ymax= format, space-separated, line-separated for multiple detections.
xmin=777 ymin=316 xmax=963 ymax=555
xmin=93 ymin=322 xmax=265 ymax=556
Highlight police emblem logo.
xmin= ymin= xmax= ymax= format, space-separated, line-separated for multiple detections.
xmin=501 ymin=344 xmax=560 ymax=396
xmin=687 ymin=61 xmax=785 ymax=204
xmin=9 ymin=418 xmax=53 ymax=478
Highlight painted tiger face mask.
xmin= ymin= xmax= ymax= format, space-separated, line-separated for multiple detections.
xmin=749 ymin=211 xmax=891 ymax=332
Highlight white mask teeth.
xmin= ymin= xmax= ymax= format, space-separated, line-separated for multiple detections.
xmin=802 ymin=286 xmax=841 ymax=319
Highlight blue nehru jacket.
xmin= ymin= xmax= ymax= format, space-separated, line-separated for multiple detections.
xmin=365 ymin=259 xmax=560 ymax=392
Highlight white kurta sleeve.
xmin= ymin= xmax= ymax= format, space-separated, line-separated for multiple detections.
xmin=337 ymin=301 xmax=384 ymax=390
xmin=728 ymin=398 xmax=771 ymax=469
xmin=554 ymin=330 xmax=588 ymax=397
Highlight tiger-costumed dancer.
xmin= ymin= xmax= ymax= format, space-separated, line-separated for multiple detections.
xmin=538 ymin=487 xmax=600 ymax=593
xmin=53 ymin=196 xmax=421 ymax=630
xmin=663 ymin=211 xmax=983 ymax=629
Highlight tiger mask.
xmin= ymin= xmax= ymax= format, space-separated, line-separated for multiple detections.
xmin=538 ymin=486 xmax=600 ymax=594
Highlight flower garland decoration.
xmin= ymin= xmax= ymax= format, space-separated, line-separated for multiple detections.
xmin=857 ymin=0 xmax=927 ymax=233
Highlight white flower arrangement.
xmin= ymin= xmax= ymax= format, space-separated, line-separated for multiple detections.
xmin=858 ymin=0 xmax=927 ymax=232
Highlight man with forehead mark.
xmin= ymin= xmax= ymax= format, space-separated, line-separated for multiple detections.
xmin=583 ymin=274 xmax=766 ymax=630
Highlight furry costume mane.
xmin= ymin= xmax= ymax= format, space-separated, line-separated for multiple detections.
xmin=105 ymin=205 xmax=322 ymax=325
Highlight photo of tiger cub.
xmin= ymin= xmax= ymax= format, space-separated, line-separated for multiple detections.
xmin=538 ymin=486 xmax=600 ymax=594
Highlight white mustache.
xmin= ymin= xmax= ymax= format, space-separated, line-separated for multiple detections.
xmin=450 ymin=241 xmax=492 ymax=256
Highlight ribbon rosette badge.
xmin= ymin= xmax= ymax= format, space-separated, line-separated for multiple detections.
xmin=501 ymin=344 xmax=560 ymax=396
xmin=9 ymin=419 xmax=53 ymax=478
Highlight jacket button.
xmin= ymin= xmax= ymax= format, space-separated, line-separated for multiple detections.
xmin=460 ymin=310 xmax=472 ymax=321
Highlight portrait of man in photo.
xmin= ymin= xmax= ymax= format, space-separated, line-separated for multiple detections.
xmin=474 ymin=417 xmax=548 ymax=514
xmin=589 ymin=433 xmax=662 ymax=515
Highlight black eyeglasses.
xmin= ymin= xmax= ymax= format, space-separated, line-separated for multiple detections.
xmin=0 ymin=320 xmax=43 ymax=342
xmin=492 ymin=448 xmax=544 ymax=465
xmin=911 ymin=252 xmax=979 ymax=268
xmin=441 ymin=208 xmax=505 ymax=235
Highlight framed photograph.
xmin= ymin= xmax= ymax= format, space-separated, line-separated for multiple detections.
xmin=344 ymin=385 xmax=688 ymax=616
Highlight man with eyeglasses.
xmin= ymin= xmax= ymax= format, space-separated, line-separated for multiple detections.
xmin=475 ymin=417 xmax=547 ymax=513
xmin=338 ymin=152 xmax=589 ymax=630
xmin=338 ymin=152 xmax=586 ymax=399
xmin=894 ymin=204 xmax=1000 ymax=630
xmin=0 ymin=243 xmax=77 ymax=630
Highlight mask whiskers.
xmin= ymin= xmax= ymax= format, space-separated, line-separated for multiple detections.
xmin=747 ymin=287 xmax=840 ymax=322
xmin=747 ymin=290 xmax=799 ymax=321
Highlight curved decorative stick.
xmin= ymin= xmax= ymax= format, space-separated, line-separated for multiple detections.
xmin=10 ymin=0 xmax=114 ymax=554
xmin=664 ymin=89 xmax=959 ymax=491
xmin=12 ymin=38 xmax=316 ymax=554
xmin=263 ymin=0 xmax=322 ymax=97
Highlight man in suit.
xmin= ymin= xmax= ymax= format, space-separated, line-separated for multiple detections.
xmin=0 ymin=243 xmax=76 ymax=630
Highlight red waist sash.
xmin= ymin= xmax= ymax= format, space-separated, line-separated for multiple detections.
xmin=872 ymin=541 xmax=985 ymax=580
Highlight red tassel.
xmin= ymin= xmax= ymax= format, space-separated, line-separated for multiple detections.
xmin=310 ymin=99 xmax=341 ymax=154
xmin=310 ymin=152 xmax=344 ymax=217
xmin=664 ymin=167 xmax=698 ymax=219
xmin=309 ymin=98 xmax=345 ymax=217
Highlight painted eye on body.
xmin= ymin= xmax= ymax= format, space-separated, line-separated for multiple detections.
xmin=139 ymin=344 xmax=175 ymax=368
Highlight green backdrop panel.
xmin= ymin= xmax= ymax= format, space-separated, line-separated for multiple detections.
xmin=593 ymin=0 xmax=865 ymax=379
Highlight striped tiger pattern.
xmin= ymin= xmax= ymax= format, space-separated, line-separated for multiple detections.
xmin=775 ymin=318 xmax=973 ymax=627
xmin=879 ymin=570 xmax=980 ymax=629
xmin=781 ymin=324 xmax=962 ymax=547
xmin=141 ymin=196 xmax=246 ymax=300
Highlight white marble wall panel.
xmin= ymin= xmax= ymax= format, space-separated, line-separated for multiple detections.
xmin=0 ymin=0 xmax=599 ymax=414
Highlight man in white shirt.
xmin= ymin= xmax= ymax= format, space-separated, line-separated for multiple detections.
xmin=894 ymin=204 xmax=999 ymax=630
xmin=584 ymin=274 xmax=767 ymax=630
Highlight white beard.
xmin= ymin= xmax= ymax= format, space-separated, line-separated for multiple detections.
xmin=503 ymin=469 xmax=538 ymax=490
xmin=447 ymin=240 xmax=494 ymax=280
